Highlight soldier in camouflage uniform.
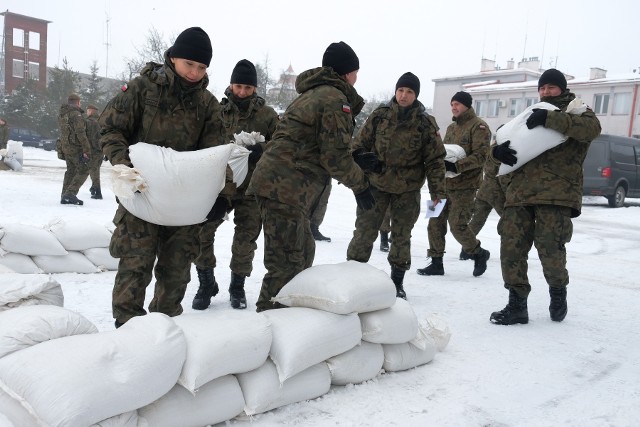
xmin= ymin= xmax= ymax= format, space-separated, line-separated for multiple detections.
xmin=99 ymin=27 xmax=227 ymax=327
xmin=58 ymin=93 xmax=92 ymax=205
xmin=417 ymin=91 xmax=492 ymax=277
xmin=347 ymin=72 xmax=446 ymax=299
xmin=192 ymin=59 xmax=279 ymax=311
xmin=0 ymin=118 xmax=8 ymax=150
xmin=85 ymin=105 xmax=104 ymax=200
xmin=490 ymin=69 xmax=601 ymax=325
xmin=247 ymin=41 xmax=375 ymax=312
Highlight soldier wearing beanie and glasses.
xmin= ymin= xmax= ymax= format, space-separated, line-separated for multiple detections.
xmin=347 ymin=72 xmax=446 ymax=299
xmin=489 ymin=69 xmax=601 ymax=325
xmin=247 ymin=41 xmax=373 ymax=312
xmin=100 ymin=27 xmax=228 ymax=328
xmin=417 ymin=91 xmax=492 ymax=278
xmin=192 ymin=59 xmax=278 ymax=311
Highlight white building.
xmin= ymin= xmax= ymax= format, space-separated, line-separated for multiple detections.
xmin=432 ymin=58 xmax=640 ymax=138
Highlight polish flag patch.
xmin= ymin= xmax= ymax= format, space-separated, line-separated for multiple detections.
xmin=121 ymin=83 xmax=128 ymax=92
xmin=342 ymin=104 xmax=351 ymax=113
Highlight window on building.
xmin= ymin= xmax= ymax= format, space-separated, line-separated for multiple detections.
xmin=487 ymin=99 xmax=499 ymax=117
xmin=13 ymin=28 xmax=24 ymax=48
xmin=594 ymin=94 xmax=610 ymax=115
xmin=28 ymin=62 xmax=40 ymax=80
xmin=612 ymin=93 xmax=631 ymax=115
xmin=29 ymin=31 xmax=40 ymax=50
xmin=509 ymin=99 xmax=524 ymax=117
xmin=475 ymin=100 xmax=487 ymax=117
xmin=525 ymin=97 xmax=537 ymax=108
xmin=12 ymin=59 xmax=24 ymax=78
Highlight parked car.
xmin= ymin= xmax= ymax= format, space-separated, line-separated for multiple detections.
xmin=582 ymin=134 xmax=640 ymax=207
xmin=8 ymin=127 xmax=45 ymax=147
xmin=42 ymin=138 xmax=58 ymax=151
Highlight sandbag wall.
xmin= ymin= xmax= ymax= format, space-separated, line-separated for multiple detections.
xmin=0 ymin=262 xmax=451 ymax=426
xmin=0 ymin=219 xmax=118 ymax=273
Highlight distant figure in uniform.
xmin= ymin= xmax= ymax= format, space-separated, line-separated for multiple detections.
xmin=85 ymin=104 xmax=103 ymax=199
xmin=0 ymin=118 xmax=8 ymax=150
xmin=58 ymin=93 xmax=91 ymax=205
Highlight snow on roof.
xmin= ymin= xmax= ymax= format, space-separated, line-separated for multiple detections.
xmin=465 ymin=72 xmax=640 ymax=93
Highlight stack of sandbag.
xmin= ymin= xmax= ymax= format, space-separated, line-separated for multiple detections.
xmin=0 ymin=313 xmax=185 ymax=427
xmin=0 ymin=220 xmax=117 ymax=273
xmin=0 ymin=140 xmax=24 ymax=171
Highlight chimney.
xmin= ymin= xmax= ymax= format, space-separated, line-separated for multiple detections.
xmin=589 ymin=67 xmax=607 ymax=80
xmin=506 ymin=58 xmax=514 ymax=70
xmin=481 ymin=58 xmax=496 ymax=72
xmin=517 ymin=57 xmax=541 ymax=71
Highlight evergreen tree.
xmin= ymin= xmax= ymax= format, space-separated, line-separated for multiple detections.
xmin=3 ymin=79 xmax=46 ymax=133
xmin=83 ymin=61 xmax=107 ymax=109
xmin=45 ymin=57 xmax=82 ymax=137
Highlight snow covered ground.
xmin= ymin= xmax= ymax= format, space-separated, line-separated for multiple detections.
xmin=2 ymin=146 xmax=639 ymax=426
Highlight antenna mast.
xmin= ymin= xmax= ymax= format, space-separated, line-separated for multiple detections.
xmin=104 ymin=12 xmax=111 ymax=77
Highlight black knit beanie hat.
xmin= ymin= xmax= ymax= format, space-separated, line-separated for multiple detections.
xmin=538 ymin=68 xmax=567 ymax=91
xmin=395 ymin=72 xmax=420 ymax=97
xmin=451 ymin=91 xmax=473 ymax=109
xmin=230 ymin=59 xmax=258 ymax=86
xmin=169 ymin=27 xmax=212 ymax=67
xmin=322 ymin=41 xmax=359 ymax=76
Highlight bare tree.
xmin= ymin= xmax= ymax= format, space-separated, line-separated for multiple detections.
xmin=119 ymin=26 xmax=172 ymax=80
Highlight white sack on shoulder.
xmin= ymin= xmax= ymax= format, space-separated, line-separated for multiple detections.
xmin=272 ymin=260 xmax=397 ymax=314
xmin=325 ymin=341 xmax=384 ymax=386
xmin=0 ymin=223 xmax=68 ymax=256
xmin=0 ymin=253 xmax=41 ymax=274
xmin=0 ymin=274 xmax=63 ymax=312
xmin=110 ymin=164 xmax=148 ymax=199
xmin=47 ymin=218 xmax=112 ymax=251
xmin=444 ymin=144 xmax=466 ymax=178
xmin=227 ymin=144 xmax=250 ymax=186
xmin=0 ymin=305 xmax=97 ymax=358
xmin=0 ymin=313 xmax=186 ymax=427
xmin=359 ymin=298 xmax=419 ymax=344
xmin=32 ymin=251 xmax=101 ymax=274
xmin=117 ymin=142 xmax=235 ymax=226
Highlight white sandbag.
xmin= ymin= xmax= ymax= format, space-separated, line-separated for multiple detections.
xmin=0 ymin=223 xmax=68 ymax=256
xmin=382 ymin=338 xmax=437 ymax=372
xmin=90 ymin=411 xmax=139 ymax=427
xmin=411 ymin=314 xmax=451 ymax=352
xmin=2 ymin=141 xmax=24 ymax=172
xmin=138 ymin=375 xmax=244 ymax=427
xmin=0 ymin=253 xmax=40 ymax=274
xmin=117 ymin=142 xmax=235 ymax=226
xmin=444 ymin=144 xmax=466 ymax=178
xmin=32 ymin=251 xmax=100 ymax=274
xmin=263 ymin=307 xmax=361 ymax=383
xmin=359 ymin=298 xmax=419 ymax=344
xmin=0 ymin=274 xmax=63 ymax=312
xmin=173 ymin=311 xmax=271 ymax=393
xmin=325 ymin=341 xmax=384 ymax=386
xmin=0 ymin=305 xmax=98 ymax=358
xmin=496 ymin=101 xmax=574 ymax=176
xmin=236 ymin=359 xmax=331 ymax=416
xmin=272 ymin=260 xmax=397 ymax=314
xmin=0 ymin=263 xmax=14 ymax=273
xmin=83 ymin=247 xmax=119 ymax=271
xmin=47 ymin=218 xmax=112 ymax=251
xmin=0 ymin=313 xmax=186 ymax=427
xmin=0 ymin=388 xmax=38 ymax=427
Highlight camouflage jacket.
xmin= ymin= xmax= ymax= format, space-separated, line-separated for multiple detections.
xmin=496 ymin=91 xmax=601 ymax=217
xmin=85 ymin=115 xmax=102 ymax=153
xmin=352 ymin=98 xmax=446 ymax=197
xmin=246 ymin=66 xmax=368 ymax=214
xmin=476 ymin=154 xmax=501 ymax=203
xmin=59 ymin=104 xmax=91 ymax=155
xmin=99 ymin=52 xmax=226 ymax=168
xmin=220 ymin=88 xmax=279 ymax=195
xmin=0 ymin=123 xmax=8 ymax=149
xmin=443 ymin=108 xmax=491 ymax=192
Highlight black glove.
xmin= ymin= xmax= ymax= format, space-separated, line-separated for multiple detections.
xmin=206 ymin=197 xmax=230 ymax=222
xmin=352 ymin=149 xmax=380 ymax=172
xmin=103 ymin=155 xmax=109 ymax=162
xmin=492 ymin=140 xmax=518 ymax=166
xmin=444 ymin=160 xmax=457 ymax=173
xmin=526 ymin=108 xmax=548 ymax=129
xmin=354 ymin=187 xmax=376 ymax=210
xmin=247 ymin=143 xmax=263 ymax=163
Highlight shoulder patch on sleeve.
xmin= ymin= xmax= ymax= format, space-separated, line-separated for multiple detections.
xmin=479 ymin=125 xmax=486 ymax=130
xmin=121 ymin=83 xmax=128 ymax=92
xmin=342 ymin=104 xmax=351 ymax=113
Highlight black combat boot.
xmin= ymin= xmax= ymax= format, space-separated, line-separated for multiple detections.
xmin=379 ymin=231 xmax=389 ymax=252
xmin=311 ymin=223 xmax=331 ymax=242
xmin=192 ymin=266 xmax=219 ymax=310
xmin=549 ymin=286 xmax=568 ymax=322
xmin=459 ymin=249 xmax=471 ymax=260
xmin=61 ymin=194 xmax=84 ymax=205
xmin=90 ymin=186 xmax=97 ymax=196
xmin=417 ymin=257 xmax=444 ymax=276
xmin=490 ymin=289 xmax=529 ymax=325
xmin=229 ymin=272 xmax=247 ymax=309
xmin=472 ymin=248 xmax=490 ymax=277
xmin=91 ymin=186 xmax=103 ymax=199
xmin=390 ymin=267 xmax=407 ymax=300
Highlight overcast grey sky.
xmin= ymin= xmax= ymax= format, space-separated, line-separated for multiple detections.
xmin=3 ymin=0 xmax=639 ymax=105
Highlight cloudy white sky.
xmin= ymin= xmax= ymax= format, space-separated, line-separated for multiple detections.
xmin=3 ymin=0 xmax=639 ymax=104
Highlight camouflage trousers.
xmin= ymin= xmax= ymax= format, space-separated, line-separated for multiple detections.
xmin=427 ymin=189 xmax=480 ymax=258
xmin=379 ymin=206 xmax=391 ymax=233
xmin=88 ymin=150 xmax=103 ymax=188
xmin=499 ymin=205 xmax=572 ymax=297
xmin=310 ymin=180 xmax=331 ymax=226
xmin=347 ymin=188 xmax=421 ymax=271
xmin=195 ymin=195 xmax=262 ymax=277
xmin=109 ymin=205 xmax=200 ymax=323
xmin=61 ymin=151 xmax=90 ymax=196
xmin=255 ymin=196 xmax=314 ymax=312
